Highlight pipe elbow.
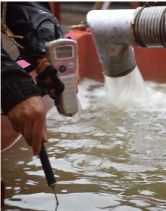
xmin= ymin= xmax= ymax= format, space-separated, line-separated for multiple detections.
xmin=87 ymin=6 xmax=166 ymax=77
xmin=108 ymin=45 xmax=136 ymax=77
xmin=87 ymin=9 xmax=136 ymax=77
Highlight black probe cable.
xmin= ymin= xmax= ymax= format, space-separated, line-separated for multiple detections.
xmin=39 ymin=143 xmax=59 ymax=204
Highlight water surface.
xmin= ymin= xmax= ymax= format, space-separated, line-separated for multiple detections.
xmin=2 ymin=76 xmax=166 ymax=211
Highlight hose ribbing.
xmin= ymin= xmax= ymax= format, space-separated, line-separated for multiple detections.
xmin=134 ymin=6 xmax=166 ymax=47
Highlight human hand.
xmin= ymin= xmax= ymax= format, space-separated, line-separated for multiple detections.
xmin=36 ymin=58 xmax=50 ymax=75
xmin=7 ymin=96 xmax=47 ymax=155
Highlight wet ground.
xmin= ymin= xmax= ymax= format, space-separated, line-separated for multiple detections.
xmin=2 ymin=75 xmax=166 ymax=211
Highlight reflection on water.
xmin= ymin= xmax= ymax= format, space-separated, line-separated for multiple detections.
xmin=2 ymin=76 xmax=166 ymax=211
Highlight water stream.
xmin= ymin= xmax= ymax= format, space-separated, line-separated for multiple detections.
xmin=2 ymin=68 xmax=166 ymax=211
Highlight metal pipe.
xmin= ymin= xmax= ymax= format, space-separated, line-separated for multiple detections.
xmin=87 ymin=9 xmax=136 ymax=77
xmin=87 ymin=6 xmax=166 ymax=77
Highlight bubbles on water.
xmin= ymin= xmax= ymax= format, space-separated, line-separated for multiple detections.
xmin=16 ymin=161 xmax=25 ymax=165
xmin=111 ymin=205 xmax=142 ymax=211
xmin=138 ymin=190 xmax=155 ymax=196
xmin=78 ymin=79 xmax=105 ymax=109
xmin=5 ymin=192 xmax=123 ymax=211
xmin=25 ymin=180 xmax=38 ymax=186
xmin=103 ymin=66 xmax=166 ymax=113
xmin=104 ymin=67 xmax=147 ymax=109
xmin=130 ymin=199 xmax=151 ymax=207
xmin=6 ymin=187 xmax=12 ymax=190
xmin=4 ymin=72 xmax=166 ymax=211
xmin=61 ymin=189 xmax=68 ymax=193
xmin=25 ymin=170 xmax=45 ymax=177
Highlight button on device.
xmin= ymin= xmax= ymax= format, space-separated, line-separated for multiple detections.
xmin=68 ymin=62 xmax=75 ymax=69
xmin=59 ymin=65 xmax=66 ymax=73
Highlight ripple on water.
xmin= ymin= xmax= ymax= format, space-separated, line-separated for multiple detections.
xmin=3 ymin=78 xmax=166 ymax=211
xmin=5 ymin=192 xmax=122 ymax=211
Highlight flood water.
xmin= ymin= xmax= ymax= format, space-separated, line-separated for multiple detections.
xmin=2 ymin=70 xmax=166 ymax=211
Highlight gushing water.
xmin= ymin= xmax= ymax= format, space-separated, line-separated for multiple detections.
xmin=104 ymin=67 xmax=147 ymax=108
xmin=3 ymin=67 xmax=166 ymax=211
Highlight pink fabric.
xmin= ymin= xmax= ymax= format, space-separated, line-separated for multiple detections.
xmin=17 ymin=60 xmax=30 ymax=69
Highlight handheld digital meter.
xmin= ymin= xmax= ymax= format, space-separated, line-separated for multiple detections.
xmin=45 ymin=38 xmax=79 ymax=116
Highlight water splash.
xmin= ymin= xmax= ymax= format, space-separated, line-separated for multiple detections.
xmin=5 ymin=192 xmax=122 ymax=211
xmin=104 ymin=66 xmax=166 ymax=112
xmin=3 ymin=70 xmax=166 ymax=211
xmin=104 ymin=67 xmax=146 ymax=108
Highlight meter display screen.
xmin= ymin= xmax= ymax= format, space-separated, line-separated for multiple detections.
xmin=56 ymin=46 xmax=72 ymax=58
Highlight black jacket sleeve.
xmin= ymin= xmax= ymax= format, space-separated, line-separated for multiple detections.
xmin=1 ymin=49 xmax=41 ymax=114
xmin=6 ymin=2 xmax=63 ymax=64
xmin=1 ymin=2 xmax=63 ymax=114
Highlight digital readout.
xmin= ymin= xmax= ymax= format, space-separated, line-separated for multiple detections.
xmin=56 ymin=46 xmax=72 ymax=58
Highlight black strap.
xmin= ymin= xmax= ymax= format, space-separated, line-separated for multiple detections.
xmin=36 ymin=65 xmax=64 ymax=99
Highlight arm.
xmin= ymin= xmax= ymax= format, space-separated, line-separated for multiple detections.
xmin=1 ymin=49 xmax=47 ymax=155
xmin=2 ymin=2 xmax=64 ymax=154
xmin=6 ymin=2 xmax=63 ymax=65
xmin=1 ymin=49 xmax=41 ymax=114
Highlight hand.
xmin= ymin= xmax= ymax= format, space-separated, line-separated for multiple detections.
xmin=35 ymin=58 xmax=64 ymax=101
xmin=7 ymin=96 xmax=47 ymax=155
xmin=36 ymin=58 xmax=50 ymax=75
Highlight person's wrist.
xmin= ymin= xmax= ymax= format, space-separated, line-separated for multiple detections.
xmin=2 ymin=78 xmax=41 ymax=114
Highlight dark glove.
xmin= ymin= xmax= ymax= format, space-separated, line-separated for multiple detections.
xmin=36 ymin=65 xmax=64 ymax=109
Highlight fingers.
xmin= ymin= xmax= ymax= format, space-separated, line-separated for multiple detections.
xmin=36 ymin=58 xmax=50 ymax=74
xmin=42 ymin=121 xmax=48 ymax=143
xmin=31 ymin=109 xmax=48 ymax=155
xmin=22 ymin=119 xmax=47 ymax=155
xmin=22 ymin=120 xmax=33 ymax=146
xmin=7 ymin=96 xmax=48 ymax=155
xmin=32 ymin=123 xmax=43 ymax=155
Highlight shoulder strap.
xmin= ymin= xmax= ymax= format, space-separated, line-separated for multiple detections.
xmin=2 ymin=2 xmax=24 ymax=49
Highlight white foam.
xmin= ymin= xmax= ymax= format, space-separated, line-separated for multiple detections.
xmin=103 ymin=66 xmax=166 ymax=112
xmin=5 ymin=192 xmax=121 ymax=211
xmin=104 ymin=66 xmax=147 ymax=108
